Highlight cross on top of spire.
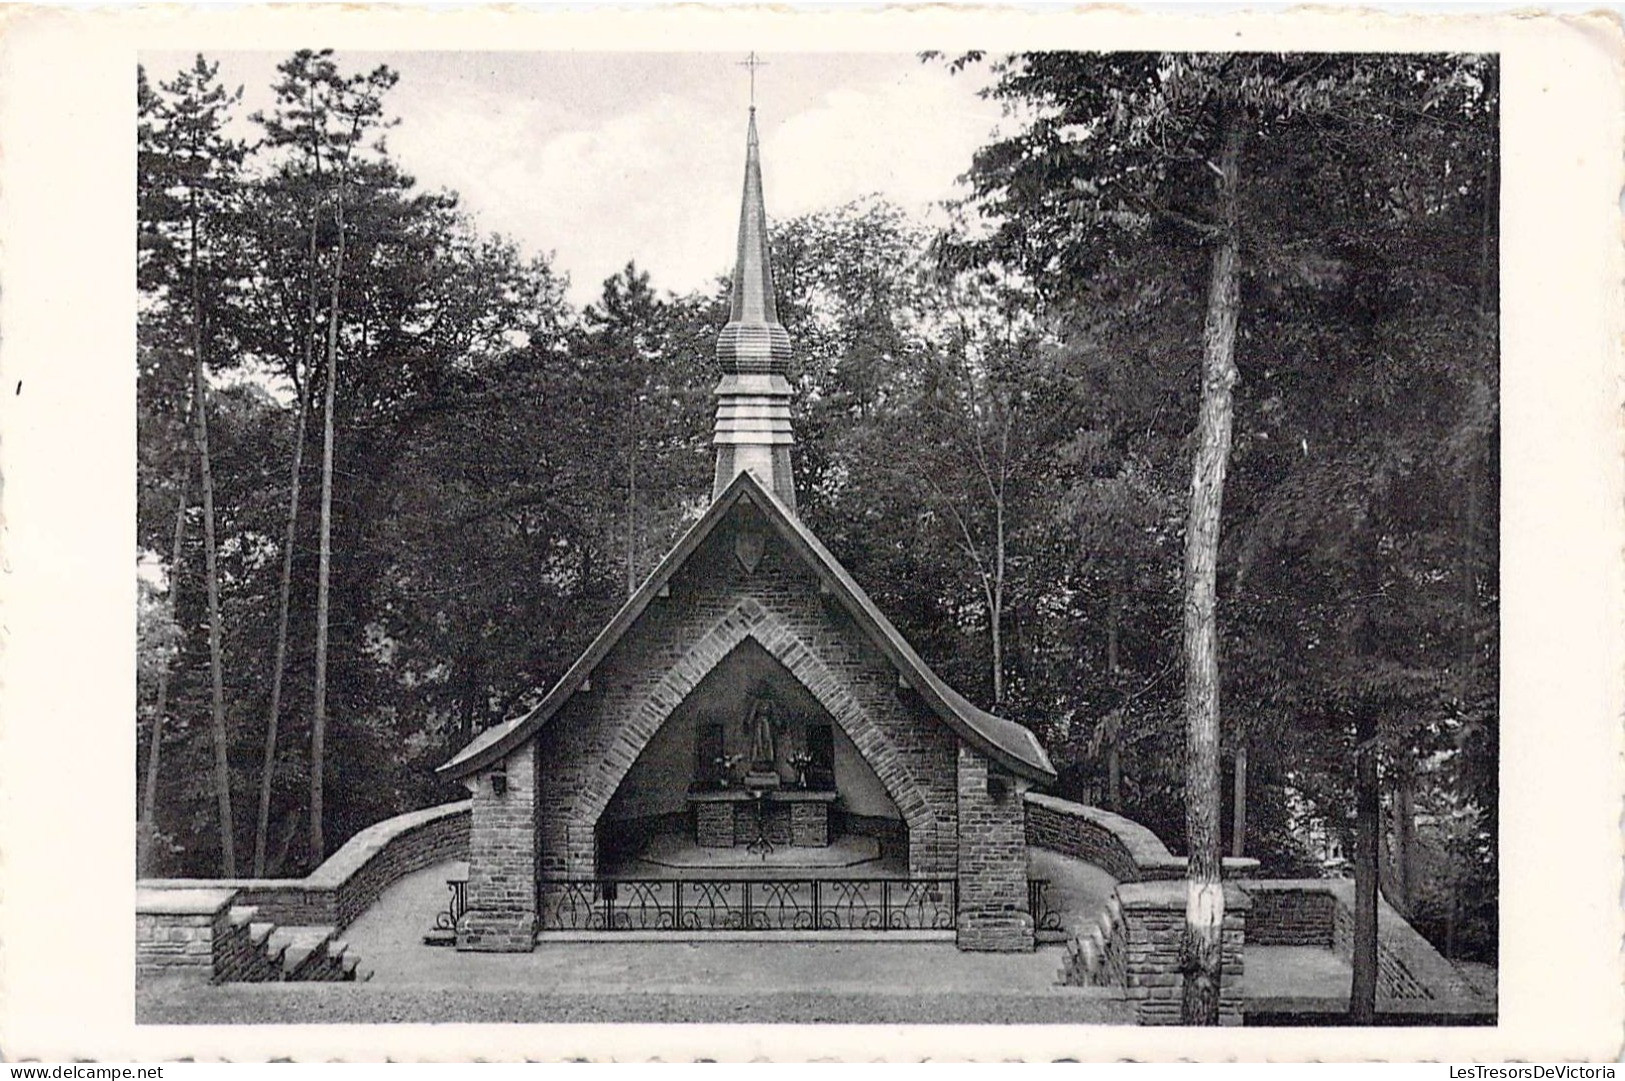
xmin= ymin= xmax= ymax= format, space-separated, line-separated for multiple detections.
xmin=738 ymin=51 xmax=768 ymax=108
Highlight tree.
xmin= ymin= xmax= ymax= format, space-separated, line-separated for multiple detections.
xmin=138 ymin=55 xmax=247 ymax=876
xmin=244 ymin=60 xmax=330 ymax=875
xmin=248 ymin=51 xmax=401 ymax=862
xmin=950 ymin=51 xmax=1499 ymax=1020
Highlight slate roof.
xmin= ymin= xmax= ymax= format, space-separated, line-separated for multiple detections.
xmin=438 ymin=469 xmax=1056 ymax=785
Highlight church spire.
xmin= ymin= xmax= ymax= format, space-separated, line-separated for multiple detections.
xmin=712 ymin=105 xmax=796 ymax=512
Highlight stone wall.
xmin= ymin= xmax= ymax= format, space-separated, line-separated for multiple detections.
xmin=1240 ymin=879 xmax=1480 ymax=1006
xmin=600 ymin=811 xmax=689 ymax=862
xmin=461 ymin=744 xmax=538 ymax=951
xmin=954 ymin=744 xmax=1033 ymax=952
xmin=1245 ymin=885 xmax=1338 ymax=946
xmin=1023 ymin=792 xmax=1259 ymax=883
xmin=1117 ymin=880 xmax=1250 ymax=1025
xmin=140 ymin=800 xmax=471 ymax=932
xmin=842 ymin=812 xmax=908 ymax=864
xmin=534 ymin=520 xmax=959 ymax=880
xmin=318 ymin=800 xmax=471 ymax=929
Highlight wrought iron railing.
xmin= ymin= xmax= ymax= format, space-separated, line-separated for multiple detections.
xmin=1028 ymin=877 xmax=1065 ymax=937
xmin=433 ymin=874 xmax=468 ymax=934
xmin=536 ymin=877 xmax=957 ymax=933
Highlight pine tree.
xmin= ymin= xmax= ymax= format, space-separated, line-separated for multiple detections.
xmin=137 ymin=55 xmax=247 ymax=876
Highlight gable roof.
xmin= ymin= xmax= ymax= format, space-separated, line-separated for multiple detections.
xmin=438 ymin=470 xmax=1056 ymax=785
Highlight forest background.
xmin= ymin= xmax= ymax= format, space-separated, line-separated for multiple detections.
xmin=135 ymin=49 xmax=1499 ymax=966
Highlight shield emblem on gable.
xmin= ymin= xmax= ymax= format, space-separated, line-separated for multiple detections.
xmin=735 ymin=527 xmax=766 ymax=573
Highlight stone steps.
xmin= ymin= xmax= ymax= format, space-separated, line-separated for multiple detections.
xmin=224 ymin=918 xmax=363 ymax=983
xmin=1061 ymin=893 xmax=1126 ymax=988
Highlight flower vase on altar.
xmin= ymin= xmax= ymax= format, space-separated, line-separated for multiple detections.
xmin=789 ymin=750 xmax=814 ymax=791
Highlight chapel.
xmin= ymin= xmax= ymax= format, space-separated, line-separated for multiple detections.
xmin=438 ymin=106 xmax=1056 ymax=953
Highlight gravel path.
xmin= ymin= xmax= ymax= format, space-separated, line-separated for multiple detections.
xmin=135 ymin=981 xmax=1133 ymax=1025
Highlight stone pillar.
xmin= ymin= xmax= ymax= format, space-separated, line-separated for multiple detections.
xmin=136 ymin=887 xmax=237 ymax=981
xmin=459 ymin=744 xmax=537 ymax=952
xmin=1118 ymin=880 xmax=1250 ymax=1025
xmin=955 ymin=742 xmax=1033 ymax=952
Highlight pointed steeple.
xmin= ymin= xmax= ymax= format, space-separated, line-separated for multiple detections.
xmin=720 ymin=109 xmax=789 ymax=348
xmin=713 ymin=107 xmax=797 ymax=512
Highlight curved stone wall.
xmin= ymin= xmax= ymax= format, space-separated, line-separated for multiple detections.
xmin=1023 ymin=791 xmax=1259 ymax=882
xmin=1022 ymin=791 xmax=1183 ymax=882
xmin=140 ymin=800 xmax=471 ymax=932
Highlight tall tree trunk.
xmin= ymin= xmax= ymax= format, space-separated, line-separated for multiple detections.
xmin=190 ymin=208 xmax=236 ymax=878
xmin=989 ymin=599 xmax=1004 ymax=707
xmin=991 ymin=495 xmax=1006 ymax=707
xmin=253 ymin=213 xmax=319 ymax=876
xmin=1231 ymin=733 xmax=1248 ymax=859
xmin=311 ymin=177 xmax=347 ymax=866
xmin=458 ymin=644 xmax=483 ymax=749
xmin=625 ymin=408 xmax=638 ymax=598
xmin=1105 ymin=580 xmax=1122 ymax=812
xmin=139 ymin=471 xmax=190 ymax=877
xmin=1392 ymin=748 xmax=1416 ymax=913
xmin=1460 ymin=58 xmax=1496 ymax=708
xmin=1179 ymin=112 xmax=1244 ymax=1027
xmin=1350 ymin=706 xmax=1381 ymax=1022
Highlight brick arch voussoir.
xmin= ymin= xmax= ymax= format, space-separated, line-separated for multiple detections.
xmin=577 ymin=599 xmax=937 ymax=841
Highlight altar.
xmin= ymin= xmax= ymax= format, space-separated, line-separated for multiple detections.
xmin=689 ymin=788 xmax=837 ymax=849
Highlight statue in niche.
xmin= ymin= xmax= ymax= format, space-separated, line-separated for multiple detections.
xmin=742 ymin=691 xmax=781 ymax=790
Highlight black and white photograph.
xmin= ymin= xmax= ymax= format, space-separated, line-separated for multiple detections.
xmin=2 ymin=5 xmax=1621 ymax=1064
xmin=128 ymin=42 xmax=1501 ymax=1026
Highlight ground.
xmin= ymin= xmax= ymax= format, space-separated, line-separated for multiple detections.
xmin=137 ymin=856 xmax=1134 ymax=1025
xmin=137 ymin=852 xmax=1447 ymax=1025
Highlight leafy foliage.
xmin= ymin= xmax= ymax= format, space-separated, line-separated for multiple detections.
xmin=135 ymin=52 xmax=1497 ymax=968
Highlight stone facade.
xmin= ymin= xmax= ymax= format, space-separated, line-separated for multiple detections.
xmin=460 ymin=743 xmax=538 ymax=951
xmin=954 ymin=744 xmax=1034 ymax=952
xmin=448 ymin=494 xmax=1060 ymax=954
xmin=532 ymin=515 xmax=959 ymax=882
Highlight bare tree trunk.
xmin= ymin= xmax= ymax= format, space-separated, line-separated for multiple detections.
xmin=625 ymin=408 xmax=638 ymax=598
xmin=1231 ymin=733 xmax=1248 ymax=859
xmin=311 ymin=176 xmax=347 ymax=866
xmin=1392 ymin=748 xmax=1416 ymax=913
xmin=254 ymin=213 xmax=319 ymax=876
xmin=1105 ymin=581 xmax=1122 ymax=812
xmin=1104 ymin=716 xmax=1123 ymax=814
xmin=1179 ymin=112 xmax=1244 ymax=1027
xmin=188 ymin=200 xmax=237 ymax=878
xmin=457 ymin=642 xmax=483 ymax=748
xmin=139 ymin=472 xmax=190 ymax=877
xmin=1350 ymin=707 xmax=1381 ymax=1022
xmin=269 ymin=808 xmax=300 ymax=878
xmin=193 ymin=297 xmax=236 ymax=877
xmin=990 ymin=495 xmax=1006 ymax=706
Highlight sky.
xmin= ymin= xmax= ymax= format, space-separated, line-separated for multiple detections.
xmin=142 ymin=51 xmax=1008 ymax=305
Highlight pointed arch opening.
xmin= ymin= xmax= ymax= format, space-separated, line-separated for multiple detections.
xmin=567 ymin=601 xmax=942 ymax=878
xmin=599 ymin=638 xmax=907 ymax=873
